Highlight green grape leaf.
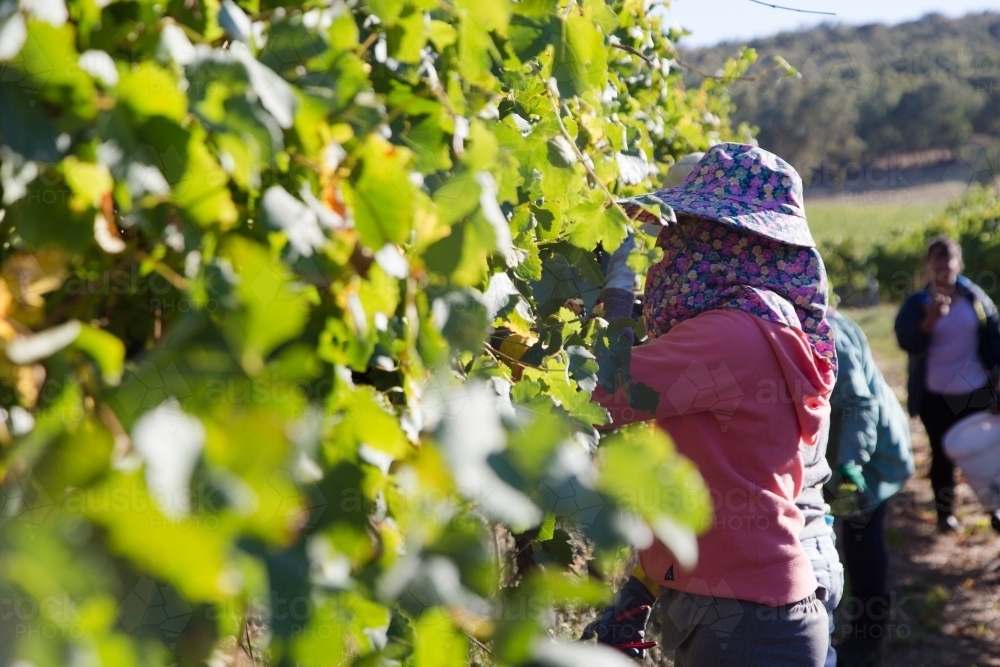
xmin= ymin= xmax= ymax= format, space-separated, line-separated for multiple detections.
xmin=414 ymin=607 xmax=468 ymax=667
xmin=388 ymin=10 xmax=427 ymax=64
xmin=0 ymin=81 xmax=64 ymax=161
xmin=565 ymin=345 xmax=598 ymax=393
xmin=329 ymin=385 xmax=410 ymax=460
xmin=74 ymin=323 xmax=126 ymax=385
xmin=223 ymin=237 xmax=317 ymax=370
xmin=564 ymin=191 xmax=629 ymax=252
xmin=11 ymin=21 xmax=96 ymax=118
xmin=348 ymin=134 xmax=415 ymax=249
xmin=508 ymin=11 xmax=558 ymax=62
xmin=178 ymin=131 xmax=239 ymax=228
xmin=530 ymin=242 xmax=604 ymax=317
xmin=118 ymin=62 xmax=189 ymax=121
xmin=593 ymin=318 xmax=660 ymax=415
xmin=367 ymin=0 xmax=406 ymax=26
xmin=62 ymin=156 xmax=113 ymax=209
xmin=599 ymin=427 xmax=712 ymax=568
xmin=552 ymin=10 xmax=607 ymax=98
xmin=431 ymin=289 xmax=488 ymax=354
xmin=81 ymin=471 xmax=237 ymax=601
xmin=539 ymin=527 xmax=574 ymax=566
xmin=428 ymin=19 xmax=458 ymax=50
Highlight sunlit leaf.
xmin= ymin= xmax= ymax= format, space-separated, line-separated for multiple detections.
xmin=599 ymin=428 xmax=712 ymax=568
xmin=347 ymin=134 xmax=415 ymax=249
xmin=223 ymin=237 xmax=317 ymax=369
xmin=118 ymin=62 xmax=188 ymax=121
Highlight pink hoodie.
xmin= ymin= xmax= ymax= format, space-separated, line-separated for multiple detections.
xmin=596 ymin=308 xmax=835 ymax=606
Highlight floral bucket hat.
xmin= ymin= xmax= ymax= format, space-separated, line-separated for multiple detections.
xmin=620 ymin=143 xmax=815 ymax=248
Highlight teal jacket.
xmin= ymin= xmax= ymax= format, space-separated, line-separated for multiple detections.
xmin=826 ymin=310 xmax=915 ymax=507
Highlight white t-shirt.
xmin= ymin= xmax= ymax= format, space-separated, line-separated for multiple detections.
xmin=926 ymin=295 xmax=989 ymax=394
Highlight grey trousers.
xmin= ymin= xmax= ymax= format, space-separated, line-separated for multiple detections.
xmin=801 ymin=532 xmax=844 ymax=667
xmin=659 ymin=588 xmax=830 ymax=667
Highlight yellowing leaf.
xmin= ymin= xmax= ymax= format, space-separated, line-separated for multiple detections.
xmin=63 ymin=157 xmax=113 ymax=209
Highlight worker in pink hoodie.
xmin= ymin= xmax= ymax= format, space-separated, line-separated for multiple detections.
xmin=586 ymin=144 xmax=838 ymax=666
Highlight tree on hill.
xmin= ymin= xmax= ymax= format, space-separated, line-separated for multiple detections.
xmin=682 ymin=11 xmax=1000 ymax=181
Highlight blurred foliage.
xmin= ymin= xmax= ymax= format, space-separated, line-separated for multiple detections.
xmin=0 ymin=0 xmax=749 ymax=664
xmin=823 ymin=186 xmax=1000 ymax=305
xmin=681 ymin=12 xmax=1000 ymax=181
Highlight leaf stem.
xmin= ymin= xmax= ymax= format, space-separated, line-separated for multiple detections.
xmin=356 ymin=32 xmax=379 ymax=57
xmin=671 ymin=53 xmax=790 ymax=83
xmin=467 ymin=632 xmax=493 ymax=656
xmin=134 ymin=251 xmax=190 ymax=291
xmin=609 ymin=42 xmax=653 ymax=66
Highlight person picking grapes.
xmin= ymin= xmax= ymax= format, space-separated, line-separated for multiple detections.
xmin=579 ymin=144 xmax=838 ymax=666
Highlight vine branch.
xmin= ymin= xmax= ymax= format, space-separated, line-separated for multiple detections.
xmin=672 ymin=54 xmax=796 ymax=83
xmin=609 ymin=42 xmax=654 ymax=65
xmin=611 ymin=39 xmax=796 ymax=84
xmin=545 ymin=92 xmax=634 ymax=223
xmin=483 ymin=343 xmax=562 ymax=373
xmin=747 ymin=0 xmax=836 ymax=15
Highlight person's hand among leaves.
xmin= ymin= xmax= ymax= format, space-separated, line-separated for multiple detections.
xmin=581 ymin=575 xmax=658 ymax=659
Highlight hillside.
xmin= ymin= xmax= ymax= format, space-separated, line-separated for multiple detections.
xmin=680 ymin=12 xmax=1000 ymax=185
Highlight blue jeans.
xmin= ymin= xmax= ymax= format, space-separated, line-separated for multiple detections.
xmin=801 ymin=529 xmax=844 ymax=667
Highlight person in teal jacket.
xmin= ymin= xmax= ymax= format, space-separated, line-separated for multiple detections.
xmin=825 ymin=309 xmax=915 ymax=667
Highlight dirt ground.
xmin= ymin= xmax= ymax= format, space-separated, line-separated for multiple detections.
xmin=872 ymin=415 xmax=1000 ymax=667
xmin=847 ymin=307 xmax=1000 ymax=667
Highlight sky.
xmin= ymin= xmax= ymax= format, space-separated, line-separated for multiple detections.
xmin=662 ymin=0 xmax=1000 ymax=47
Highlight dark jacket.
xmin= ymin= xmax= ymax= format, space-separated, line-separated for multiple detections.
xmin=894 ymin=275 xmax=1000 ymax=416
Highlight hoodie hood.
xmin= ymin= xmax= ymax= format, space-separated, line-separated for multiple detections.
xmin=642 ymin=218 xmax=837 ymax=372
xmin=751 ymin=315 xmax=835 ymax=447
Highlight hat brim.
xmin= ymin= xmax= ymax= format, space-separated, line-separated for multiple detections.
xmin=621 ymin=188 xmax=816 ymax=248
